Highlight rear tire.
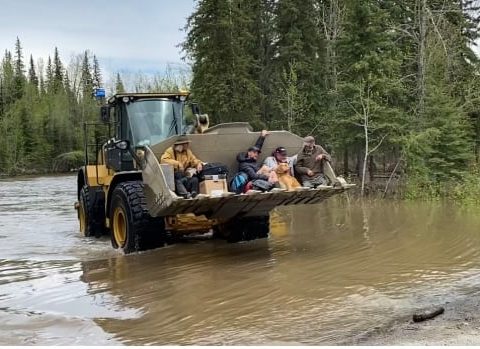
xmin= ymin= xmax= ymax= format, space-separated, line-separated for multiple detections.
xmin=79 ymin=185 xmax=105 ymax=237
xmin=109 ymin=181 xmax=166 ymax=254
xmin=215 ymin=216 xmax=270 ymax=243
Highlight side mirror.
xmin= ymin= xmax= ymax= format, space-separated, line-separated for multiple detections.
xmin=191 ymin=103 xmax=201 ymax=115
xmin=100 ymin=106 xmax=110 ymax=123
xmin=113 ymin=139 xmax=130 ymax=150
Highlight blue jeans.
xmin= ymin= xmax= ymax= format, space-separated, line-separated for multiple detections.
xmin=174 ymin=172 xmax=199 ymax=196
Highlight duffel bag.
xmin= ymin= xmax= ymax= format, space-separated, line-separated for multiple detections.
xmin=199 ymin=162 xmax=229 ymax=180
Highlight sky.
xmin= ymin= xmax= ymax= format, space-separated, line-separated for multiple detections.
xmin=0 ymin=0 xmax=196 ymax=80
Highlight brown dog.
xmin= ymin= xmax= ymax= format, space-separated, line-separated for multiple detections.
xmin=275 ymin=162 xmax=301 ymax=191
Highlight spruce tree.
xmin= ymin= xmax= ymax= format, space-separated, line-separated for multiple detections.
xmin=115 ymin=72 xmax=125 ymax=93
xmin=13 ymin=37 xmax=26 ymax=100
xmin=53 ymin=47 xmax=64 ymax=93
xmin=1 ymin=50 xmax=14 ymax=112
xmin=28 ymin=55 xmax=38 ymax=89
xmin=183 ymin=0 xmax=261 ymax=125
xmin=246 ymin=0 xmax=276 ymax=126
xmin=273 ymin=0 xmax=324 ymax=130
xmin=80 ymin=51 xmax=93 ymax=97
xmin=45 ymin=56 xmax=53 ymax=93
xmin=92 ymin=55 xmax=102 ymax=89
xmin=336 ymin=0 xmax=407 ymax=180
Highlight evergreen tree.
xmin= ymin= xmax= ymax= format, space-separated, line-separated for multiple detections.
xmin=45 ymin=56 xmax=53 ymax=93
xmin=183 ymin=0 xmax=261 ymax=125
xmin=115 ymin=72 xmax=125 ymax=93
xmin=13 ymin=37 xmax=26 ymax=100
xmin=273 ymin=0 xmax=324 ymax=127
xmin=92 ymin=55 xmax=102 ymax=89
xmin=245 ymin=0 xmax=276 ymax=126
xmin=80 ymin=50 xmax=93 ymax=97
xmin=336 ymin=0 xmax=407 ymax=182
xmin=1 ymin=50 xmax=14 ymax=112
xmin=28 ymin=55 xmax=38 ymax=89
xmin=53 ymin=47 xmax=64 ymax=93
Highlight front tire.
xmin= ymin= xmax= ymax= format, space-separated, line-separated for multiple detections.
xmin=109 ymin=181 xmax=166 ymax=254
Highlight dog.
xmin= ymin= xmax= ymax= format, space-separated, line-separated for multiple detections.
xmin=194 ymin=113 xmax=209 ymax=134
xmin=275 ymin=162 xmax=301 ymax=191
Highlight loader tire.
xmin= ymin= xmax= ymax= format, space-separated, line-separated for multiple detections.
xmin=216 ymin=216 xmax=270 ymax=243
xmin=109 ymin=181 xmax=166 ymax=254
xmin=79 ymin=185 xmax=105 ymax=237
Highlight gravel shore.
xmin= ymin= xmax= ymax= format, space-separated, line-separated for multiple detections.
xmin=347 ymin=292 xmax=480 ymax=345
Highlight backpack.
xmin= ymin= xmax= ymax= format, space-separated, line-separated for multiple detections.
xmin=230 ymin=172 xmax=248 ymax=194
xmin=199 ymin=162 xmax=229 ymax=180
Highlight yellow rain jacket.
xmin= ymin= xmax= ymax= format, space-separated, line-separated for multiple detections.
xmin=160 ymin=147 xmax=202 ymax=171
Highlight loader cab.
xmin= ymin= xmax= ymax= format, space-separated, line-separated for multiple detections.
xmin=106 ymin=93 xmax=189 ymax=147
xmin=101 ymin=92 xmax=189 ymax=172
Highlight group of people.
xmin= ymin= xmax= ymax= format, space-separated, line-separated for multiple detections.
xmin=160 ymin=131 xmax=340 ymax=199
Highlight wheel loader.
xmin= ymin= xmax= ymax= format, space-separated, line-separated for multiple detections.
xmin=75 ymin=92 xmax=354 ymax=253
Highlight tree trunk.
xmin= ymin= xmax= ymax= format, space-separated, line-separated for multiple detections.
xmin=343 ymin=146 xmax=349 ymax=176
xmin=417 ymin=0 xmax=427 ymax=119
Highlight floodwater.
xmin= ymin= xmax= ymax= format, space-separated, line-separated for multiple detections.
xmin=1 ymin=174 xmax=480 ymax=345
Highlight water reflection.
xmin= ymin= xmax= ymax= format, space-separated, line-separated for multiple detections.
xmin=1 ymin=176 xmax=480 ymax=345
xmin=76 ymin=201 xmax=480 ymax=345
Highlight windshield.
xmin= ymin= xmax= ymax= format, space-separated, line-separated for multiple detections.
xmin=126 ymin=99 xmax=183 ymax=146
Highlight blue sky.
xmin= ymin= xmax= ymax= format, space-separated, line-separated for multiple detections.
xmin=0 ymin=0 xmax=196 ymax=77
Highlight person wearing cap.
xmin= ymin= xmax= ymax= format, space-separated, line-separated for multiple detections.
xmin=160 ymin=135 xmax=203 ymax=198
xmin=295 ymin=135 xmax=340 ymax=188
xmin=235 ymin=129 xmax=272 ymax=183
xmin=263 ymin=146 xmax=297 ymax=176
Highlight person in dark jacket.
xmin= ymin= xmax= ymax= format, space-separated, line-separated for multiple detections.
xmin=236 ymin=129 xmax=270 ymax=182
xmin=295 ymin=136 xmax=341 ymax=188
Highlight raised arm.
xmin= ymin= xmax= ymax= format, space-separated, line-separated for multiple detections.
xmin=254 ymin=129 xmax=269 ymax=151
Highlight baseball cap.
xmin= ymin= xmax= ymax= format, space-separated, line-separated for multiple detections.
xmin=247 ymin=146 xmax=261 ymax=153
xmin=274 ymin=146 xmax=287 ymax=155
xmin=303 ymin=136 xmax=315 ymax=144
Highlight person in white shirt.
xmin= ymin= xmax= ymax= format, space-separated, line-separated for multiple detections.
xmin=263 ymin=146 xmax=297 ymax=176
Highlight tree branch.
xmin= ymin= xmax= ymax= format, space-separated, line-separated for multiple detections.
xmin=368 ymin=133 xmax=388 ymax=155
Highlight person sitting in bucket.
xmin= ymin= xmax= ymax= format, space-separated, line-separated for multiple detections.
xmin=294 ymin=136 xmax=341 ymax=188
xmin=263 ymin=146 xmax=297 ymax=176
xmin=160 ymin=135 xmax=203 ymax=199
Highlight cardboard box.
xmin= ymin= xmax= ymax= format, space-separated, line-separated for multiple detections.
xmin=200 ymin=178 xmax=228 ymax=196
xmin=203 ymin=174 xmax=227 ymax=181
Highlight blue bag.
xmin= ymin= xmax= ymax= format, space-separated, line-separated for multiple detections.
xmin=230 ymin=172 xmax=248 ymax=194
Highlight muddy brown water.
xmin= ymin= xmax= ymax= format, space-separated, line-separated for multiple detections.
xmin=1 ymin=174 xmax=480 ymax=345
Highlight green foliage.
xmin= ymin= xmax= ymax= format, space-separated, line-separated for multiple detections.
xmin=52 ymin=151 xmax=84 ymax=172
xmin=0 ymin=39 xmax=106 ymax=175
xmin=403 ymin=82 xmax=474 ymax=198
xmin=183 ymin=0 xmax=262 ymax=125
xmin=448 ymin=166 xmax=480 ymax=205
xmin=183 ymin=0 xmax=480 ymax=198
xmin=3 ymin=0 xmax=480 ymax=198
xmin=115 ymin=73 xmax=125 ymax=93
xmin=272 ymin=60 xmax=311 ymax=133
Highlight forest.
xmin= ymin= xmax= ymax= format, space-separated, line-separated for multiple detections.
xmin=2 ymin=0 xmax=480 ymax=200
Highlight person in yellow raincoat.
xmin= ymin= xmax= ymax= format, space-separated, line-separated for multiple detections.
xmin=161 ymin=135 xmax=203 ymax=198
